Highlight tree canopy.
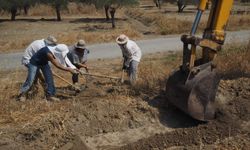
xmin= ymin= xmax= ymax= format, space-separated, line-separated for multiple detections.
xmin=0 ymin=0 xmax=24 ymax=20
xmin=78 ymin=0 xmax=139 ymax=28
xmin=0 ymin=0 xmax=38 ymax=20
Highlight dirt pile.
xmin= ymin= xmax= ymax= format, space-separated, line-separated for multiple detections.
xmin=118 ymin=77 xmax=250 ymax=150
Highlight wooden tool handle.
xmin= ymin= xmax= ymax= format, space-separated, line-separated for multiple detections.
xmin=80 ymin=71 xmax=120 ymax=80
xmin=52 ymin=72 xmax=81 ymax=90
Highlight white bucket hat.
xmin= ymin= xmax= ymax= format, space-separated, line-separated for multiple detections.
xmin=74 ymin=40 xmax=86 ymax=49
xmin=45 ymin=35 xmax=57 ymax=46
xmin=52 ymin=44 xmax=77 ymax=69
xmin=116 ymin=34 xmax=128 ymax=45
xmin=51 ymin=44 xmax=69 ymax=67
xmin=54 ymin=44 xmax=69 ymax=58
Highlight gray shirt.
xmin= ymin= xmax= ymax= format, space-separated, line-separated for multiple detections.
xmin=67 ymin=46 xmax=89 ymax=66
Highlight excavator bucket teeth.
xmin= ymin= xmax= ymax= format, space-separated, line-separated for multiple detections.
xmin=166 ymin=63 xmax=220 ymax=121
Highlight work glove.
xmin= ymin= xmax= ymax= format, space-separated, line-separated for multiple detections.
xmin=122 ymin=64 xmax=128 ymax=70
xmin=69 ymin=68 xmax=79 ymax=75
xmin=84 ymin=66 xmax=89 ymax=73
xmin=122 ymin=58 xmax=129 ymax=70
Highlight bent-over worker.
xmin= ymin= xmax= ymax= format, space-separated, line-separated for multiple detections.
xmin=21 ymin=36 xmax=57 ymax=94
xmin=116 ymin=34 xmax=142 ymax=85
xmin=18 ymin=45 xmax=78 ymax=102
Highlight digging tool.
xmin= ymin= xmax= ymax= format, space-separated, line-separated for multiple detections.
xmin=52 ymin=71 xmax=81 ymax=91
xmin=79 ymin=70 xmax=120 ymax=80
xmin=165 ymin=0 xmax=233 ymax=121
xmin=121 ymin=69 xmax=125 ymax=83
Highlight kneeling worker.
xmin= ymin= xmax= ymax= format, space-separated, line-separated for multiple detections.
xmin=116 ymin=34 xmax=142 ymax=85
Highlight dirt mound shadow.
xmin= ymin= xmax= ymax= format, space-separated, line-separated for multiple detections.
xmin=119 ymin=77 xmax=250 ymax=149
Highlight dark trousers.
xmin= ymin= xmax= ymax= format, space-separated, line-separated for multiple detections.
xmin=72 ymin=66 xmax=80 ymax=84
xmin=72 ymin=73 xmax=79 ymax=84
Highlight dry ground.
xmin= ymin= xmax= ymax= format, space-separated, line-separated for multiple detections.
xmin=0 ymin=42 xmax=249 ymax=149
xmin=0 ymin=1 xmax=250 ymax=53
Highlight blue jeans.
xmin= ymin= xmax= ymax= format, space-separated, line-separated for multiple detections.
xmin=20 ymin=63 xmax=56 ymax=96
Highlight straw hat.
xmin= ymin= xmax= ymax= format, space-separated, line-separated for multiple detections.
xmin=116 ymin=34 xmax=128 ymax=45
xmin=74 ymin=40 xmax=86 ymax=49
xmin=45 ymin=35 xmax=57 ymax=46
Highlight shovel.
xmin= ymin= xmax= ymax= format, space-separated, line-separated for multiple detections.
xmin=52 ymin=71 xmax=81 ymax=92
xmin=121 ymin=69 xmax=125 ymax=83
xmin=79 ymin=70 xmax=121 ymax=80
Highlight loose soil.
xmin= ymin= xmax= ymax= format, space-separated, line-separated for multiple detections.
xmin=119 ymin=78 xmax=250 ymax=150
xmin=0 ymin=51 xmax=249 ymax=150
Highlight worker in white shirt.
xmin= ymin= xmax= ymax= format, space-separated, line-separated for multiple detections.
xmin=116 ymin=34 xmax=142 ymax=85
xmin=21 ymin=36 xmax=57 ymax=96
xmin=18 ymin=45 xmax=79 ymax=102
xmin=22 ymin=35 xmax=57 ymax=65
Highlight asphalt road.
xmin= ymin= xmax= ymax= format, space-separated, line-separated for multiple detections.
xmin=0 ymin=30 xmax=249 ymax=71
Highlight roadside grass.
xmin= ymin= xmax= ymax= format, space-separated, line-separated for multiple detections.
xmin=0 ymin=19 xmax=141 ymax=53
xmin=227 ymin=14 xmax=250 ymax=31
xmin=29 ymin=3 xmax=99 ymax=16
xmin=125 ymin=8 xmax=250 ymax=35
xmin=132 ymin=52 xmax=181 ymax=96
xmin=216 ymin=41 xmax=250 ymax=78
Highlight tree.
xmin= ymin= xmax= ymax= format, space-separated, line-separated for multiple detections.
xmin=177 ymin=0 xmax=186 ymax=13
xmin=40 ymin=0 xmax=69 ymax=21
xmin=0 ymin=0 xmax=37 ymax=20
xmin=0 ymin=0 xmax=24 ymax=20
xmin=23 ymin=0 xmax=37 ymax=15
xmin=78 ymin=0 xmax=138 ymax=28
xmin=153 ymin=0 xmax=163 ymax=9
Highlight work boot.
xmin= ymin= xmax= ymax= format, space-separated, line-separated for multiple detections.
xmin=73 ymin=83 xmax=82 ymax=93
xmin=17 ymin=93 xmax=26 ymax=102
xmin=46 ymin=96 xmax=60 ymax=102
xmin=73 ymin=82 xmax=80 ymax=89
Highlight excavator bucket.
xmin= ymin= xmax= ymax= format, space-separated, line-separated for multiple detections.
xmin=166 ymin=62 xmax=220 ymax=121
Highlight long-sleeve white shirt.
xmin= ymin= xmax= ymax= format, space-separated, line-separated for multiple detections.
xmin=119 ymin=39 xmax=142 ymax=67
xmin=22 ymin=39 xmax=46 ymax=65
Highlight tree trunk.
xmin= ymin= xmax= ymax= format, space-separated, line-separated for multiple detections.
xmin=24 ymin=5 xmax=29 ymax=15
xmin=158 ymin=0 xmax=161 ymax=9
xmin=109 ymin=8 xmax=116 ymax=28
xmin=11 ymin=7 xmax=17 ymax=21
xmin=104 ymin=5 xmax=110 ymax=21
xmin=154 ymin=0 xmax=158 ymax=7
xmin=154 ymin=0 xmax=161 ymax=9
xmin=177 ymin=0 xmax=186 ymax=13
xmin=56 ymin=6 xmax=61 ymax=21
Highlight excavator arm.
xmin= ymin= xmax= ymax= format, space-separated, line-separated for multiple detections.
xmin=166 ymin=0 xmax=234 ymax=121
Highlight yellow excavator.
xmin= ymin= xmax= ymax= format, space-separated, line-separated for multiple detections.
xmin=166 ymin=0 xmax=234 ymax=121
